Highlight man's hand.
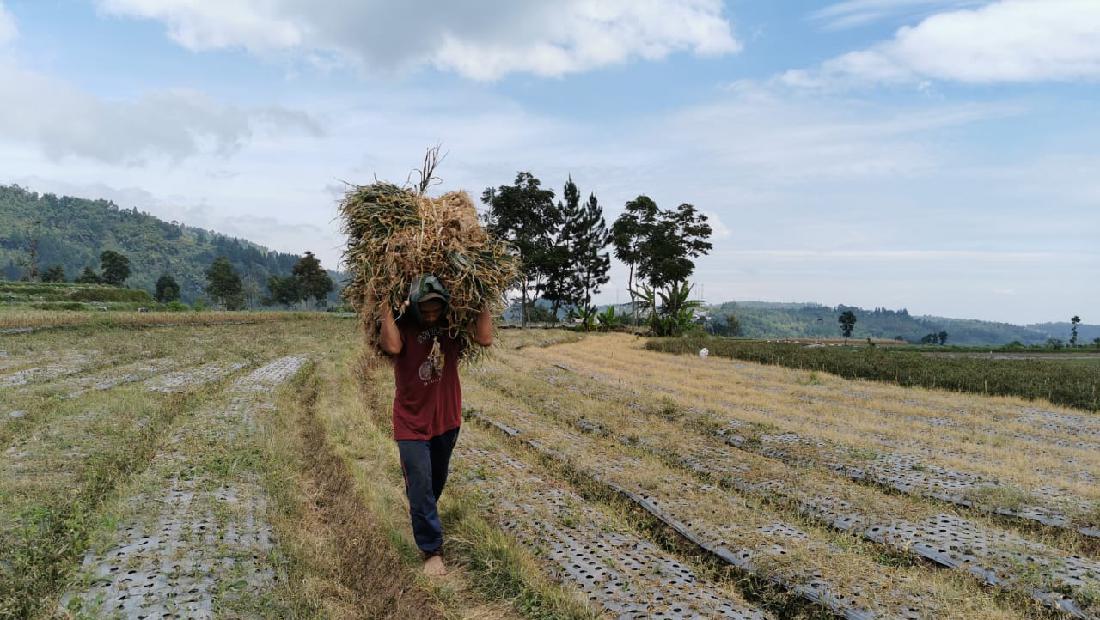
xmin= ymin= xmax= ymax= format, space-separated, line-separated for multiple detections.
xmin=380 ymin=295 xmax=406 ymax=355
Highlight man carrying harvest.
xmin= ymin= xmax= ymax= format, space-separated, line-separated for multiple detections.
xmin=380 ymin=275 xmax=493 ymax=577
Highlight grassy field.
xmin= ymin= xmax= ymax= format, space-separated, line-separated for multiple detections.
xmin=648 ymin=337 xmax=1100 ymax=411
xmin=1 ymin=322 xmax=1098 ymax=619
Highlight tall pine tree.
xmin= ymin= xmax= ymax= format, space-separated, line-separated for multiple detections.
xmin=541 ymin=177 xmax=582 ymax=320
xmin=566 ymin=190 xmax=611 ymax=325
xmin=541 ymin=176 xmax=611 ymax=326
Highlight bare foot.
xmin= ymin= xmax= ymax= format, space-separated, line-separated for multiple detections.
xmin=423 ymin=554 xmax=447 ymax=577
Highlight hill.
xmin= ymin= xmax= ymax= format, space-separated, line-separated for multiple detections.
xmin=708 ymin=301 xmax=1096 ymax=345
xmin=0 ymin=184 xmax=343 ymax=304
xmin=503 ymin=296 xmax=1095 ymax=346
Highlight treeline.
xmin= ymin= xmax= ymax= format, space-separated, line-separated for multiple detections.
xmin=709 ymin=302 xmax=1078 ymax=346
xmin=0 ymin=184 xmax=341 ymax=304
xmin=204 ymin=251 xmax=333 ymax=310
xmin=482 ymin=172 xmax=712 ymax=334
xmin=647 ymin=337 xmax=1100 ymax=412
xmin=10 ymin=248 xmax=334 ymax=312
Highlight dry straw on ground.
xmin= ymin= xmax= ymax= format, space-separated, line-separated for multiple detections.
xmin=339 ymin=180 xmax=517 ymax=360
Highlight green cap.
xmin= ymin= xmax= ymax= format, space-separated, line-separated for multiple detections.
xmin=407 ymin=275 xmax=450 ymax=322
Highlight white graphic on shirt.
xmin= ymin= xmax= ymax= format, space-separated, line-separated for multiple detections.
xmin=416 ymin=328 xmax=445 ymax=385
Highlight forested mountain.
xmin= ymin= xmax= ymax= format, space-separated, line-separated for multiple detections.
xmin=0 ymin=184 xmax=342 ymax=304
xmin=708 ymin=301 xmax=1096 ymax=345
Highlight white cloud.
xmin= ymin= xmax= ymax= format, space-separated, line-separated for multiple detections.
xmin=810 ymin=0 xmax=987 ymax=30
xmin=0 ymin=87 xmax=575 ymax=270
xmin=0 ymin=1 xmax=16 ymax=45
xmin=791 ymin=0 xmax=1100 ymax=85
xmin=96 ymin=0 xmax=740 ymax=80
xmin=0 ymin=60 xmax=322 ymax=164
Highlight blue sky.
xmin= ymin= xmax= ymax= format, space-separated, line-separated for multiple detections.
xmin=0 ymin=0 xmax=1097 ymax=324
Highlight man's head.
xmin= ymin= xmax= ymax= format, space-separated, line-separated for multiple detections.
xmin=408 ymin=275 xmax=450 ymax=326
xmin=417 ymin=296 xmax=445 ymax=326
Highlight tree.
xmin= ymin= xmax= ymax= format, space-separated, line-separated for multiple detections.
xmin=545 ymin=177 xmax=611 ymax=327
xmin=242 ymin=274 xmax=262 ymax=310
xmin=839 ymin=310 xmax=857 ymax=340
xmin=155 ymin=275 xmax=181 ymax=303
xmin=637 ymin=203 xmax=712 ymax=290
xmin=205 ymin=256 xmax=244 ymax=310
xmin=41 ymin=265 xmax=66 ymax=283
xmin=292 ymin=251 xmax=334 ymax=306
xmin=482 ymin=172 xmax=560 ymax=327
xmin=567 ymin=192 xmax=611 ymax=329
xmin=540 ymin=178 xmax=583 ymax=320
xmin=612 ymin=196 xmax=659 ymax=325
xmin=1093 ymin=337 xmax=1100 ymax=349
xmin=613 ymin=196 xmax=712 ymax=333
xmin=99 ymin=250 xmax=131 ymax=286
xmin=23 ymin=218 xmax=41 ymax=282
xmin=266 ymin=275 xmax=301 ymax=306
xmin=537 ymin=244 xmax=572 ymax=321
xmin=1070 ymin=315 xmax=1081 ymax=347
xmin=707 ymin=313 xmax=742 ymax=337
xmin=75 ymin=266 xmax=100 ymax=284
xmin=938 ymin=330 xmax=948 ymax=345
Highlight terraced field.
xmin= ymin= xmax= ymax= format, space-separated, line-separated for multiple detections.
xmin=2 ymin=322 xmax=1098 ymax=619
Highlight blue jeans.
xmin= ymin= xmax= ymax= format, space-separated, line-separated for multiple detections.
xmin=397 ymin=427 xmax=460 ymax=555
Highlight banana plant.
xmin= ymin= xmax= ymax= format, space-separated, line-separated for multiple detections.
xmin=630 ymin=281 xmax=701 ymax=336
xmin=596 ymin=306 xmax=622 ymax=331
xmin=578 ymin=305 xmax=599 ymax=331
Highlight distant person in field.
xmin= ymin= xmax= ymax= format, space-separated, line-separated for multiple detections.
xmin=380 ymin=275 xmax=493 ymax=577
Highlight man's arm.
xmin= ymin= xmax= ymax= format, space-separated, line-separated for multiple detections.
xmin=380 ymin=300 xmax=406 ymax=355
xmin=469 ymin=307 xmax=493 ymax=347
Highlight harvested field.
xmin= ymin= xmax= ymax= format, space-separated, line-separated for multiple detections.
xmin=142 ymin=360 xmax=250 ymax=393
xmin=457 ymin=333 xmax=1100 ymax=618
xmin=60 ymin=357 xmax=307 ymax=618
xmin=3 ymin=323 xmax=1098 ymax=619
xmin=559 ymin=336 xmax=1100 ymax=521
xmin=456 ymin=432 xmax=766 ymax=618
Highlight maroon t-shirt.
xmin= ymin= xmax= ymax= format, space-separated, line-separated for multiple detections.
xmin=391 ymin=321 xmax=463 ymax=441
